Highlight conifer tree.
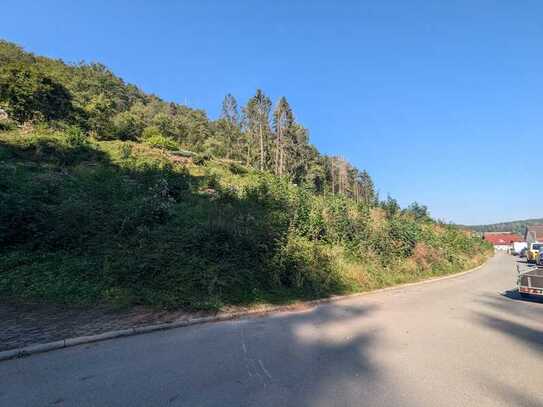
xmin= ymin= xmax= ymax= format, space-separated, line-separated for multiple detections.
xmin=272 ymin=97 xmax=293 ymax=176
xmin=244 ymin=89 xmax=271 ymax=171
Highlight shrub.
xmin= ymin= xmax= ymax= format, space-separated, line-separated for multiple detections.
xmin=120 ymin=143 xmax=133 ymax=160
xmin=194 ymin=153 xmax=211 ymax=165
xmin=145 ymin=134 xmax=178 ymax=150
xmin=0 ymin=116 xmax=16 ymax=131
xmin=0 ymin=62 xmax=76 ymax=123
xmin=0 ymin=128 xmax=491 ymax=310
xmin=64 ymin=126 xmax=87 ymax=147
xmin=112 ymin=111 xmax=144 ymax=140
xmin=228 ymin=161 xmax=247 ymax=175
xmin=271 ymin=234 xmax=344 ymax=295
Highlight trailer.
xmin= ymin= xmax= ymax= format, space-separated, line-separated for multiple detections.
xmin=518 ymin=267 xmax=543 ymax=298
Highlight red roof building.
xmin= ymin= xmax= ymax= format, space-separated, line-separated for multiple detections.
xmin=483 ymin=232 xmax=523 ymax=246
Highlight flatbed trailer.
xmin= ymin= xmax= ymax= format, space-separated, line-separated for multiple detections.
xmin=518 ymin=268 xmax=543 ymax=298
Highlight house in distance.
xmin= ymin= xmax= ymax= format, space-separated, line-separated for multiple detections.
xmin=483 ymin=232 xmax=523 ymax=252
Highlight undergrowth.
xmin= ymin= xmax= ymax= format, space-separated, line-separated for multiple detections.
xmin=0 ymin=128 xmax=492 ymax=310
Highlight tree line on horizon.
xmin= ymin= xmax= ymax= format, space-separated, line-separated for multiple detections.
xmin=465 ymin=218 xmax=543 ymax=236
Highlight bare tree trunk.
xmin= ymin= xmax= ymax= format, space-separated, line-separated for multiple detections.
xmin=275 ymin=129 xmax=280 ymax=175
xmin=259 ymin=123 xmax=264 ymax=171
xmin=280 ymin=146 xmax=284 ymax=176
xmin=331 ymin=159 xmax=336 ymax=194
xmin=246 ymin=138 xmax=251 ymax=166
xmin=355 ymin=181 xmax=359 ymax=203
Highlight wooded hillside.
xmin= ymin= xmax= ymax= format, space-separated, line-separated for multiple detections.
xmin=0 ymin=40 xmax=492 ymax=309
xmin=0 ymin=40 xmax=376 ymax=203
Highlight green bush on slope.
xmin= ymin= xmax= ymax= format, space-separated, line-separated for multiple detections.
xmin=0 ymin=129 xmax=492 ymax=309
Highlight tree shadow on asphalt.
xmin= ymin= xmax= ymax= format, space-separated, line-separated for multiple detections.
xmin=472 ymin=294 xmax=543 ymax=357
xmin=227 ymin=301 xmax=412 ymax=407
xmin=470 ymin=294 xmax=543 ymax=405
xmin=501 ymin=289 xmax=543 ymax=304
xmin=0 ymin=300 xmax=418 ymax=407
xmin=473 ymin=312 xmax=542 ymax=355
xmin=474 ymin=373 xmax=542 ymax=407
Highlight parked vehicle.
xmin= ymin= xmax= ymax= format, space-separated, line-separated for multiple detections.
xmin=513 ymin=241 xmax=527 ymax=256
xmin=526 ymin=242 xmax=543 ymax=263
xmin=518 ymin=266 xmax=543 ymax=298
xmin=519 ymin=247 xmax=528 ymax=258
xmin=536 ymin=251 xmax=543 ymax=266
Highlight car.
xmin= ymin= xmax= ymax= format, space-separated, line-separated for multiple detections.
xmin=519 ymin=247 xmax=528 ymax=258
xmin=536 ymin=250 xmax=543 ymax=266
xmin=526 ymin=242 xmax=542 ymax=263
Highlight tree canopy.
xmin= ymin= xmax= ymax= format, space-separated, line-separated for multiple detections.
xmin=0 ymin=39 xmax=378 ymax=200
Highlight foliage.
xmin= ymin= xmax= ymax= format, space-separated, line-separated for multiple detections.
xmin=0 ymin=40 xmax=492 ymax=310
xmin=145 ymin=134 xmax=178 ymax=150
xmin=0 ymin=40 xmax=380 ymax=202
xmin=0 ymin=62 xmax=76 ymax=123
xmin=0 ymin=130 xmax=490 ymax=309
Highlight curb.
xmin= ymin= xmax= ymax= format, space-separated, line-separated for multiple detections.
xmin=0 ymin=258 xmax=490 ymax=362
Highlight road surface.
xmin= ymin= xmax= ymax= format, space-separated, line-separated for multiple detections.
xmin=1 ymin=254 xmax=542 ymax=406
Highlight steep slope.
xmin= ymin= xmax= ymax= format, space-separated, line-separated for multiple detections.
xmin=0 ymin=40 xmax=491 ymax=309
xmin=0 ymin=129 xmax=491 ymax=309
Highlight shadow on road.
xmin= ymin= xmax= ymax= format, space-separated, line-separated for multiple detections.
xmin=475 ymin=373 xmax=543 ymax=407
xmin=473 ymin=312 xmax=543 ymax=355
xmin=231 ymin=301 xmax=410 ymax=407
xmin=501 ymin=289 xmax=543 ymax=304
xmin=473 ymin=293 xmax=543 ymax=359
xmin=0 ymin=300 xmax=418 ymax=407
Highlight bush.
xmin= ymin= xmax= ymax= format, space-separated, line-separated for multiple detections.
xmin=112 ymin=110 xmax=144 ymax=140
xmin=228 ymin=161 xmax=248 ymax=175
xmin=0 ymin=116 xmax=16 ymax=131
xmin=194 ymin=153 xmax=212 ymax=165
xmin=145 ymin=134 xmax=178 ymax=150
xmin=0 ymin=62 xmax=76 ymax=123
xmin=0 ymin=128 xmax=491 ymax=310
xmin=64 ymin=126 xmax=87 ymax=147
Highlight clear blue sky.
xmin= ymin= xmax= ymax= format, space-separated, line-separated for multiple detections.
xmin=2 ymin=0 xmax=542 ymax=224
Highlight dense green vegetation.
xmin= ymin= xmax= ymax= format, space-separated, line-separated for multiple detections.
xmin=465 ymin=219 xmax=543 ymax=236
xmin=0 ymin=40 xmax=491 ymax=310
xmin=0 ymin=40 xmax=374 ymax=199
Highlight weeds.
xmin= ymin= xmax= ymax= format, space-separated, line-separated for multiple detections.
xmin=0 ymin=128 xmax=492 ymax=309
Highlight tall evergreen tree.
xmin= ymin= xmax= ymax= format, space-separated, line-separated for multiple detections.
xmin=359 ymin=170 xmax=376 ymax=206
xmin=220 ymin=93 xmax=239 ymax=126
xmin=272 ymin=97 xmax=293 ymax=176
xmin=219 ymin=94 xmax=241 ymax=158
xmin=244 ymin=89 xmax=271 ymax=171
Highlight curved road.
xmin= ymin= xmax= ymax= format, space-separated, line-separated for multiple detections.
xmin=1 ymin=254 xmax=542 ymax=406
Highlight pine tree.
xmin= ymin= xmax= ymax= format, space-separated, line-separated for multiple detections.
xmin=220 ymin=94 xmax=239 ymax=126
xmin=272 ymin=97 xmax=294 ymax=176
xmin=220 ymin=94 xmax=241 ymax=158
xmin=244 ymin=89 xmax=271 ymax=171
xmin=359 ymin=170 xmax=376 ymax=206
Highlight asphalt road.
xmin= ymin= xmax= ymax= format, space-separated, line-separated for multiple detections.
xmin=1 ymin=254 xmax=542 ymax=407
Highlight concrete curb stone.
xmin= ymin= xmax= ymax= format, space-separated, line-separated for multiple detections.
xmin=0 ymin=258 xmax=490 ymax=362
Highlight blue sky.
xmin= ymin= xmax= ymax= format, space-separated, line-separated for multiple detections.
xmin=2 ymin=0 xmax=542 ymax=224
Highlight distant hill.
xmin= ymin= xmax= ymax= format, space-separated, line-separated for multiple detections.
xmin=464 ymin=218 xmax=543 ymax=236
